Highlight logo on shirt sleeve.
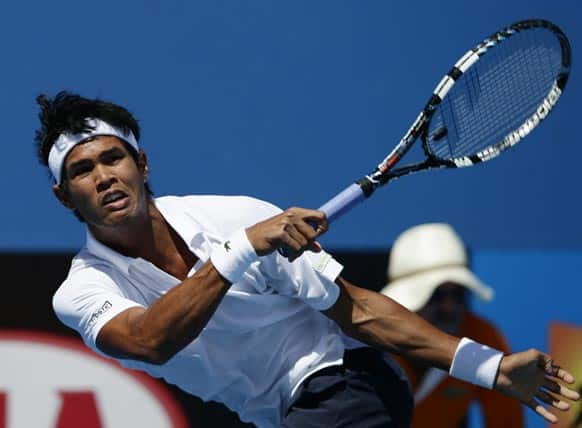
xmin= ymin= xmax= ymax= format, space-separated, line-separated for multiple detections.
xmin=313 ymin=253 xmax=332 ymax=273
xmin=224 ymin=241 xmax=231 ymax=252
xmin=87 ymin=301 xmax=112 ymax=327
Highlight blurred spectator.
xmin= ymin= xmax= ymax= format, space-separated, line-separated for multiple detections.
xmin=381 ymin=223 xmax=524 ymax=428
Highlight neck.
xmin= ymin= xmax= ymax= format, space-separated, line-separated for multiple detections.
xmin=89 ymin=198 xmax=198 ymax=279
xmin=89 ymin=199 xmax=163 ymax=259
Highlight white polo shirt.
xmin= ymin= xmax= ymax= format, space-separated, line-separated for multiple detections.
xmin=53 ymin=195 xmax=347 ymax=427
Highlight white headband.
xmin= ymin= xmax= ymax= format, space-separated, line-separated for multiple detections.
xmin=48 ymin=118 xmax=139 ymax=184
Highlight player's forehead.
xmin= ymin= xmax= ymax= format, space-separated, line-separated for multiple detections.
xmin=64 ymin=136 xmax=129 ymax=165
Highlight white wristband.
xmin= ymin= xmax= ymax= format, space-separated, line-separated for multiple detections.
xmin=210 ymin=229 xmax=258 ymax=284
xmin=449 ymin=337 xmax=504 ymax=389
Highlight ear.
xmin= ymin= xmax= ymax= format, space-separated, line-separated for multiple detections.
xmin=138 ymin=150 xmax=149 ymax=183
xmin=52 ymin=183 xmax=75 ymax=210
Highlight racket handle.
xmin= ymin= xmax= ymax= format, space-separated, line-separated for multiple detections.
xmin=318 ymin=182 xmax=367 ymax=224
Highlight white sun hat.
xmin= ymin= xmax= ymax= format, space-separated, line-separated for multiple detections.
xmin=380 ymin=223 xmax=494 ymax=312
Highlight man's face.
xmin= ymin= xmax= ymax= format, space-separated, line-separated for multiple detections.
xmin=417 ymin=282 xmax=469 ymax=335
xmin=53 ymin=136 xmax=148 ymax=228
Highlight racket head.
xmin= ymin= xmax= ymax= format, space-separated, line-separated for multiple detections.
xmin=421 ymin=19 xmax=571 ymax=168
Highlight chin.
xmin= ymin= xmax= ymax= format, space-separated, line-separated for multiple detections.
xmin=109 ymin=208 xmax=137 ymax=225
xmin=98 ymin=206 xmax=136 ymax=227
xmin=105 ymin=214 xmax=131 ymax=226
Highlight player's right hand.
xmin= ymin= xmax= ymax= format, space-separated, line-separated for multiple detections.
xmin=494 ymin=349 xmax=580 ymax=424
xmin=245 ymin=207 xmax=328 ymax=261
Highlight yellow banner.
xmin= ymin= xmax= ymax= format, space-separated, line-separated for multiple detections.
xmin=549 ymin=323 xmax=582 ymax=428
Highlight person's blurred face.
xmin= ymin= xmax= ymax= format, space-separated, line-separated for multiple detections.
xmin=417 ymin=282 xmax=469 ymax=335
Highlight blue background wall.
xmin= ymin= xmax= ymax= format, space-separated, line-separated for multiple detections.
xmin=1 ymin=1 xmax=580 ymax=426
xmin=2 ymin=0 xmax=580 ymax=250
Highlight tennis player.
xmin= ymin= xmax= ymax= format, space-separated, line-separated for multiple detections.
xmin=37 ymin=92 xmax=579 ymax=428
xmin=382 ymin=224 xmax=524 ymax=427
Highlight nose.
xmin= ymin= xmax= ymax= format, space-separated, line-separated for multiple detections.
xmin=94 ymin=164 xmax=116 ymax=192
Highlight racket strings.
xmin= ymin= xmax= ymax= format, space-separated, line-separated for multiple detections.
xmin=463 ymin=35 xmax=557 ymax=150
xmin=426 ymin=28 xmax=564 ymax=160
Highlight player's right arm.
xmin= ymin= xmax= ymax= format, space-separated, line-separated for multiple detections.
xmin=94 ymin=207 xmax=327 ymax=364
xmin=96 ymin=260 xmax=231 ymax=364
xmin=323 ymin=276 xmax=579 ymax=423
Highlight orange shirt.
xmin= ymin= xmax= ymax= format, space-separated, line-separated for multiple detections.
xmin=394 ymin=312 xmax=524 ymax=428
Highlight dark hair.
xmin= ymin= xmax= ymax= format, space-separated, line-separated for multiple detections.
xmin=35 ymin=91 xmax=141 ymax=172
xmin=34 ymin=91 xmax=152 ymax=220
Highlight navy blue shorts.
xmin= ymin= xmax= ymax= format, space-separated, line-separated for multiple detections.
xmin=282 ymin=348 xmax=413 ymax=428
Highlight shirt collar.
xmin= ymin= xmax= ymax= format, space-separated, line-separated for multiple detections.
xmin=154 ymin=197 xmax=216 ymax=260
xmin=85 ymin=229 xmax=135 ymax=275
xmin=84 ymin=196 xmax=216 ymax=274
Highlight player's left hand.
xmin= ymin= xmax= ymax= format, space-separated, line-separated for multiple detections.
xmin=494 ymin=349 xmax=580 ymax=424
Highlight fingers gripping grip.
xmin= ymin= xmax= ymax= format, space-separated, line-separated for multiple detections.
xmin=278 ymin=183 xmax=366 ymax=257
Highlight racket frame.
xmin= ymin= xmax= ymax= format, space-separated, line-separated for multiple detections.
xmin=320 ymin=19 xmax=571 ymax=224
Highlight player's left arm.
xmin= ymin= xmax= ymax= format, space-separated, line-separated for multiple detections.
xmin=323 ymin=276 xmax=580 ymax=423
xmin=323 ymin=276 xmax=459 ymax=368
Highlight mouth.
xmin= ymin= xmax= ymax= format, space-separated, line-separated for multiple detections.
xmin=101 ymin=190 xmax=129 ymax=209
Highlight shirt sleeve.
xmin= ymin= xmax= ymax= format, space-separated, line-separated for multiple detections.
xmin=52 ymin=265 xmax=145 ymax=354
xmin=197 ymin=194 xmax=343 ymax=310
xmin=258 ymin=249 xmax=343 ymax=311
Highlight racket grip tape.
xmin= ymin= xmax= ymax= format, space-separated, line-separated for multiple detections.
xmin=318 ymin=182 xmax=367 ymax=223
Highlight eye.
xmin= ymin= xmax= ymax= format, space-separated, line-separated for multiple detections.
xmin=103 ymin=151 xmax=125 ymax=164
xmin=69 ymin=164 xmax=93 ymax=178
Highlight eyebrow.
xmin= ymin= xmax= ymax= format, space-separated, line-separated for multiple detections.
xmin=99 ymin=146 xmax=126 ymax=159
xmin=67 ymin=146 xmax=126 ymax=172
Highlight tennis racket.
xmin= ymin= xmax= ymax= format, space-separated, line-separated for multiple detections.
xmin=318 ymin=19 xmax=571 ymax=224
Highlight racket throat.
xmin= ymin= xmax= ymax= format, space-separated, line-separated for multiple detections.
xmin=356 ymin=177 xmax=376 ymax=197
